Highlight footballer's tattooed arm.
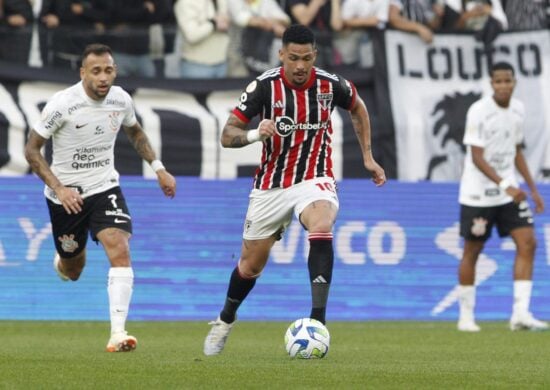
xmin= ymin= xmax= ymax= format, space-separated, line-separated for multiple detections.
xmin=25 ymin=129 xmax=84 ymax=214
xmin=123 ymin=122 xmax=157 ymax=163
xmin=25 ymin=130 xmax=64 ymax=191
xmin=221 ymin=113 xmax=250 ymax=148
xmin=123 ymin=122 xmax=176 ymax=198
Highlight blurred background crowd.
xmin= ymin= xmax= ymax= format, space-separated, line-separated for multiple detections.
xmin=0 ymin=0 xmax=549 ymax=79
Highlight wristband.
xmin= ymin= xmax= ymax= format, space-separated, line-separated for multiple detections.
xmin=246 ymin=129 xmax=261 ymax=143
xmin=150 ymin=159 xmax=165 ymax=172
xmin=498 ymin=178 xmax=511 ymax=191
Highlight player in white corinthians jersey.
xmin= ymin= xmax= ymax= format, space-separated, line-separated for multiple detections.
xmin=203 ymin=24 xmax=386 ymax=356
xmin=457 ymin=61 xmax=547 ymax=332
xmin=25 ymin=44 xmax=177 ymax=352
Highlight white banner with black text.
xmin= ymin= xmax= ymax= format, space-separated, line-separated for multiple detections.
xmin=385 ymin=29 xmax=550 ymax=181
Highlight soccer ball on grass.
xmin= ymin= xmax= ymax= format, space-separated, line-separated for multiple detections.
xmin=284 ymin=318 xmax=330 ymax=359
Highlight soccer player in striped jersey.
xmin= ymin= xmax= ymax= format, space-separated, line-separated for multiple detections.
xmin=204 ymin=24 xmax=385 ymax=356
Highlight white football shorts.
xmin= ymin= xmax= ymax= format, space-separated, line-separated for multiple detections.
xmin=242 ymin=177 xmax=339 ymax=240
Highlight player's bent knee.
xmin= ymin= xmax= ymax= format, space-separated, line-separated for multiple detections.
xmin=108 ymin=247 xmax=131 ymax=267
xmin=309 ymin=224 xmax=333 ymax=234
xmin=67 ymin=272 xmax=82 ymax=281
xmin=62 ymin=262 xmax=84 ymax=281
xmin=519 ymin=239 xmax=537 ymax=257
xmin=237 ymin=262 xmax=263 ymax=279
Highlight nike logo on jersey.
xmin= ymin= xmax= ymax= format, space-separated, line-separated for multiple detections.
xmin=75 ymin=123 xmax=88 ymax=129
xmin=114 ymin=218 xmax=127 ymax=224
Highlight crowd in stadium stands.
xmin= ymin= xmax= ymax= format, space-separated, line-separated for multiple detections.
xmin=0 ymin=0 xmax=549 ymax=78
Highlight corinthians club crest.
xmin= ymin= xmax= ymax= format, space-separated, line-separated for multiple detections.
xmin=471 ymin=217 xmax=488 ymax=237
xmin=58 ymin=234 xmax=79 ymax=253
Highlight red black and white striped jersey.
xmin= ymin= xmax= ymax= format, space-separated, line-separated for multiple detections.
xmin=232 ymin=66 xmax=357 ymax=190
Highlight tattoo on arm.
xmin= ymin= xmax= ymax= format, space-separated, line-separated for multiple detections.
xmin=125 ymin=124 xmax=156 ymax=162
xmin=230 ymin=135 xmax=247 ymax=147
xmin=25 ymin=130 xmax=62 ymax=189
xmin=222 ymin=113 xmax=250 ymax=148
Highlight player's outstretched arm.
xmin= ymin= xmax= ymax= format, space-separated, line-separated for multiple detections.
xmin=123 ymin=123 xmax=176 ymax=198
xmin=220 ymin=113 xmax=275 ymax=148
xmin=24 ymin=129 xmax=84 ymax=214
xmin=349 ymin=96 xmax=386 ymax=186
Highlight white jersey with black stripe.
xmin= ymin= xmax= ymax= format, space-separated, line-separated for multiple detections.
xmin=33 ymin=81 xmax=137 ymax=203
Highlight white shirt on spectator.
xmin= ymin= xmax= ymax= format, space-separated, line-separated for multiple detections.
xmin=229 ymin=0 xmax=290 ymax=27
xmin=390 ymin=0 xmax=440 ymax=24
xmin=445 ymin=0 xmax=508 ymax=29
xmin=174 ymin=0 xmax=230 ymax=65
xmin=341 ymin=0 xmax=390 ymax=24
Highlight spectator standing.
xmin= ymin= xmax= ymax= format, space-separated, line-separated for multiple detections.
xmin=340 ymin=0 xmax=389 ymax=67
xmin=46 ymin=0 xmax=110 ymax=70
xmin=39 ymin=0 xmax=61 ymax=66
xmin=286 ymin=0 xmax=343 ymax=68
xmin=457 ymin=62 xmax=547 ymax=332
xmin=443 ymin=0 xmax=507 ymax=31
xmin=442 ymin=0 xmax=507 ymax=47
xmin=227 ymin=0 xmax=290 ymax=77
xmin=503 ymin=0 xmax=548 ymax=31
xmin=105 ymin=0 xmax=171 ymax=78
xmin=0 ymin=0 xmax=56 ymax=66
xmin=388 ymin=0 xmax=445 ymax=43
xmin=173 ymin=0 xmax=230 ymax=79
xmin=0 ymin=0 xmax=34 ymax=64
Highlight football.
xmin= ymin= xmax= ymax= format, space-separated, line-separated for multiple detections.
xmin=284 ymin=318 xmax=330 ymax=359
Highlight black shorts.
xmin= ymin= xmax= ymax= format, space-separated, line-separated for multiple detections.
xmin=47 ymin=186 xmax=133 ymax=258
xmin=460 ymin=201 xmax=534 ymax=242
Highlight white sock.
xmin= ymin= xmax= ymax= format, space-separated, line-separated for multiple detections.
xmin=108 ymin=267 xmax=134 ymax=335
xmin=458 ymin=285 xmax=476 ymax=322
xmin=512 ymin=280 xmax=532 ymax=317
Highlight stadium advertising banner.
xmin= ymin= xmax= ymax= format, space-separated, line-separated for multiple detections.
xmin=3 ymin=176 xmax=550 ymax=322
xmin=385 ymin=30 xmax=550 ymax=181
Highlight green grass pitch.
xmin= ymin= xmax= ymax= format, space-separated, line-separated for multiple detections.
xmin=2 ymin=321 xmax=550 ymax=389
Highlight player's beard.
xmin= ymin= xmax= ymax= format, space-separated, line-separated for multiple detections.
xmin=93 ymin=83 xmax=111 ymax=99
xmin=293 ymin=71 xmax=308 ymax=86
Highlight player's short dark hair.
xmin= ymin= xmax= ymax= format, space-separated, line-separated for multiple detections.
xmin=81 ymin=43 xmax=113 ymax=64
xmin=282 ymin=24 xmax=316 ymax=47
xmin=490 ymin=61 xmax=515 ymax=77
